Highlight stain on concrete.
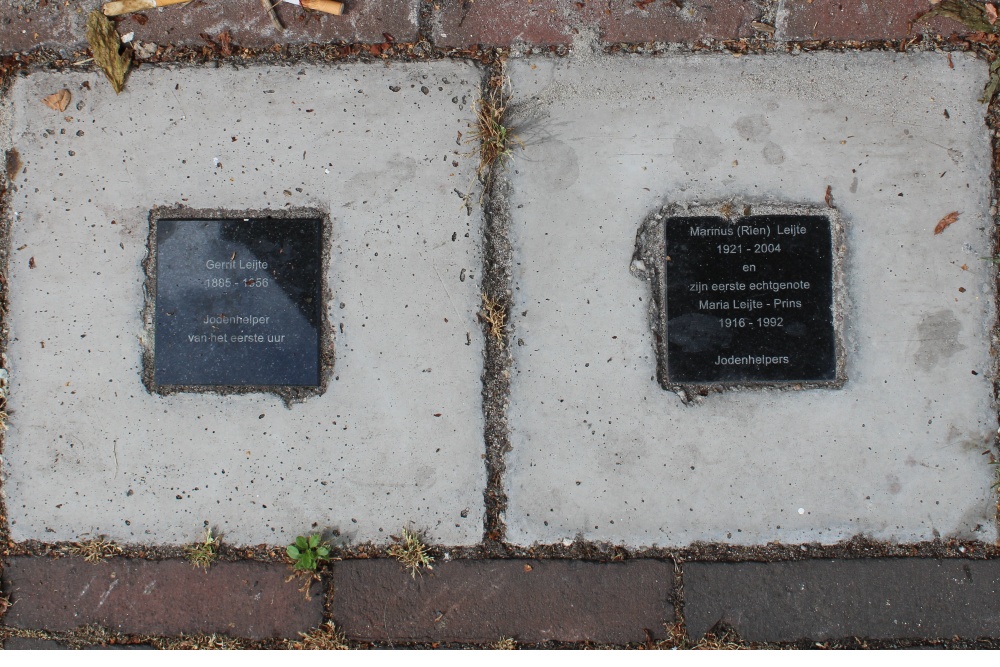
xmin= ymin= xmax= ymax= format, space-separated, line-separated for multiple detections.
xmin=914 ymin=310 xmax=966 ymax=372
xmin=734 ymin=114 xmax=771 ymax=142
xmin=762 ymin=141 xmax=785 ymax=164
xmin=886 ymin=474 xmax=902 ymax=495
xmin=4 ymin=147 xmax=20 ymax=180
xmin=532 ymin=139 xmax=579 ymax=191
xmin=673 ymin=125 xmax=722 ymax=171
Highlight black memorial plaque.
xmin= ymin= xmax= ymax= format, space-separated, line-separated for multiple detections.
xmin=664 ymin=215 xmax=836 ymax=383
xmin=154 ymin=218 xmax=323 ymax=387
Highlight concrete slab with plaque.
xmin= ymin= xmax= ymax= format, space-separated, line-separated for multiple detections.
xmin=154 ymin=218 xmax=323 ymax=388
xmin=0 ymin=62 xmax=487 ymax=547
xmin=503 ymin=53 xmax=996 ymax=548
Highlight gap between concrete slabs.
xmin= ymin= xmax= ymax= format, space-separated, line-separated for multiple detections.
xmin=0 ymin=61 xmax=487 ymax=547
xmin=502 ymin=50 xmax=998 ymax=548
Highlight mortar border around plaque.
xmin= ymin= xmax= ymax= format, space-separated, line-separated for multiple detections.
xmin=141 ymin=206 xmax=335 ymax=404
xmin=631 ymin=200 xmax=847 ymax=401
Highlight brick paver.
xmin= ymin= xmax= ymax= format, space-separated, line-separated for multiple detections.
xmin=333 ymin=558 xmax=675 ymax=643
xmin=684 ymin=559 xmax=1000 ymax=642
xmin=1 ymin=557 xmax=323 ymax=639
xmin=0 ymin=0 xmax=417 ymax=55
xmin=433 ymin=0 xmax=571 ymax=48
xmin=433 ymin=0 xmax=759 ymax=48
xmin=782 ymin=0 xmax=967 ymax=41
xmin=586 ymin=0 xmax=759 ymax=44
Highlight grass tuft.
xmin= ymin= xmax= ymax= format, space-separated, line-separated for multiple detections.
xmin=690 ymin=630 xmax=746 ymax=650
xmin=286 ymin=622 xmax=350 ymax=650
xmin=157 ymin=633 xmax=248 ymax=650
xmin=645 ymin=623 xmax=747 ymax=650
xmin=65 ymin=537 xmax=122 ymax=563
xmin=490 ymin=637 xmax=517 ymax=650
xmin=185 ymin=528 xmax=219 ymax=570
xmin=468 ymin=76 xmax=523 ymax=178
xmin=389 ymin=527 xmax=434 ymax=578
xmin=479 ymin=292 xmax=507 ymax=349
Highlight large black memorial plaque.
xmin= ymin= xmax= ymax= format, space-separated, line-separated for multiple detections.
xmin=664 ymin=215 xmax=836 ymax=384
xmin=154 ymin=218 xmax=323 ymax=387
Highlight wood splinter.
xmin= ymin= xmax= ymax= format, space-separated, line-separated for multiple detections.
xmin=104 ymin=0 xmax=344 ymax=17
xmin=282 ymin=0 xmax=344 ymax=15
xmin=103 ymin=0 xmax=191 ymax=16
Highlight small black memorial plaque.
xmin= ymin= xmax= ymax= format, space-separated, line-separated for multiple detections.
xmin=664 ymin=215 xmax=836 ymax=384
xmin=154 ymin=218 xmax=323 ymax=387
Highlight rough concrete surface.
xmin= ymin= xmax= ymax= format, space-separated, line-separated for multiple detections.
xmin=504 ymin=52 xmax=997 ymax=547
xmin=1 ymin=62 xmax=487 ymax=546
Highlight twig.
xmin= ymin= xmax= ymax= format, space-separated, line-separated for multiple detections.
xmin=261 ymin=0 xmax=285 ymax=31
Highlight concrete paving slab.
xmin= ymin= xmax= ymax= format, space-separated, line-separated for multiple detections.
xmin=0 ymin=62 xmax=486 ymax=546
xmin=504 ymin=51 xmax=997 ymax=547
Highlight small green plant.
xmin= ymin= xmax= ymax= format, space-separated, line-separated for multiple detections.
xmin=389 ymin=527 xmax=434 ymax=578
xmin=185 ymin=528 xmax=219 ymax=570
xmin=286 ymin=534 xmax=330 ymax=572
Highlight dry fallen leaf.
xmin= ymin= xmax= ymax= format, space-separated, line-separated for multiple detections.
xmin=42 ymin=89 xmax=71 ymax=112
xmin=934 ymin=211 xmax=960 ymax=235
xmin=987 ymin=3 xmax=998 ymax=24
xmin=86 ymin=10 xmax=131 ymax=94
xmin=824 ymin=185 xmax=833 ymax=208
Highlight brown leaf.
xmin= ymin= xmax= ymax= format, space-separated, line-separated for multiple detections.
xmin=218 ymin=30 xmax=232 ymax=57
xmin=934 ymin=211 xmax=960 ymax=234
xmin=28 ymin=257 xmax=36 ymax=269
xmin=86 ymin=10 xmax=131 ymax=94
xmin=42 ymin=89 xmax=71 ymax=112
xmin=824 ymin=185 xmax=833 ymax=208
xmin=987 ymin=3 xmax=998 ymax=24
